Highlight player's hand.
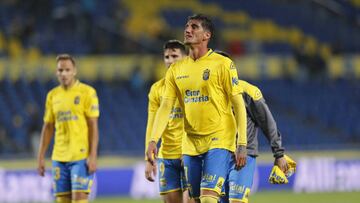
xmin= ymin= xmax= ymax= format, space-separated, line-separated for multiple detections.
xmin=37 ymin=157 xmax=46 ymax=177
xmin=145 ymin=161 xmax=157 ymax=182
xmin=146 ymin=141 xmax=158 ymax=165
xmin=87 ymin=156 xmax=97 ymax=174
xmin=275 ymin=156 xmax=288 ymax=173
xmin=235 ymin=145 xmax=247 ymax=170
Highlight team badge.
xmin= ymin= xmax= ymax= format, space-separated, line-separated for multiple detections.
xmin=203 ymin=69 xmax=210 ymax=80
xmin=74 ymin=96 xmax=80 ymax=104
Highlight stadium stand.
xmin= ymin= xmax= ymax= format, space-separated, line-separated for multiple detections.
xmin=0 ymin=77 xmax=359 ymax=156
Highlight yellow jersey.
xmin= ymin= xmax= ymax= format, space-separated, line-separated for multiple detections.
xmin=164 ymin=49 xmax=243 ymax=155
xmin=145 ymin=78 xmax=185 ymax=159
xmin=43 ymin=80 xmax=100 ymax=162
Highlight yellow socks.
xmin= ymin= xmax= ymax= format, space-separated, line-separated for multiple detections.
xmin=71 ymin=200 xmax=88 ymax=203
xmin=200 ymin=195 xmax=218 ymax=203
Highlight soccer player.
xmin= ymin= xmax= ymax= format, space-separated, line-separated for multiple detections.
xmin=215 ymin=51 xmax=288 ymax=203
xmin=144 ymin=39 xmax=191 ymax=203
xmin=147 ymin=14 xmax=248 ymax=203
xmin=37 ymin=54 xmax=99 ymax=203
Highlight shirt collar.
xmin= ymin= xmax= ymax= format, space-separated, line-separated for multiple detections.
xmin=190 ymin=49 xmax=214 ymax=62
xmin=61 ymin=80 xmax=79 ymax=91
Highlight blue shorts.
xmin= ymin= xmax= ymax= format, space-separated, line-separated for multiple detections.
xmin=220 ymin=155 xmax=256 ymax=203
xmin=157 ymin=158 xmax=186 ymax=194
xmin=183 ymin=149 xmax=232 ymax=199
xmin=52 ymin=159 xmax=94 ymax=196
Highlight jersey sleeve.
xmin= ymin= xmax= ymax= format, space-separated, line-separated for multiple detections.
xmin=43 ymin=91 xmax=55 ymax=123
xmin=85 ymin=87 xmax=100 ymax=118
xmin=145 ymin=84 xmax=160 ymax=159
xmin=163 ymin=65 xmax=178 ymax=100
xmin=148 ymin=85 xmax=160 ymax=113
xmin=222 ymin=60 xmax=243 ymax=96
xmin=250 ymin=93 xmax=285 ymax=158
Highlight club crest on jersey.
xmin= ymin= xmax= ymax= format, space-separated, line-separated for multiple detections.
xmin=74 ymin=96 xmax=80 ymax=105
xmin=203 ymin=69 xmax=210 ymax=80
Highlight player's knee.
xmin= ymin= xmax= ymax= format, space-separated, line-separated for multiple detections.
xmin=56 ymin=195 xmax=71 ymax=203
xmin=72 ymin=192 xmax=88 ymax=202
xmin=201 ymin=189 xmax=219 ymax=197
xmin=183 ymin=190 xmax=197 ymax=203
xmin=200 ymin=195 xmax=218 ymax=203
xmin=162 ymin=190 xmax=183 ymax=203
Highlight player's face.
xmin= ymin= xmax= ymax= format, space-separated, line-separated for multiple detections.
xmin=163 ymin=48 xmax=185 ymax=68
xmin=56 ymin=59 xmax=77 ymax=88
xmin=184 ymin=19 xmax=210 ymax=45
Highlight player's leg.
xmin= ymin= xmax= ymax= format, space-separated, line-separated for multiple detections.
xmin=200 ymin=149 xmax=232 ymax=203
xmin=71 ymin=192 xmax=88 ymax=203
xmin=55 ymin=195 xmax=71 ymax=203
xmin=70 ymin=159 xmax=94 ymax=203
xmin=228 ymin=156 xmax=256 ymax=203
xmin=183 ymin=189 xmax=196 ymax=203
xmin=181 ymin=162 xmax=196 ymax=203
xmin=183 ymin=155 xmax=202 ymax=203
xmin=158 ymin=158 xmax=183 ymax=203
xmin=52 ymin=161 xmax=72 ymax=203
xmin=219 ymin=170 xmax=230 ymax=203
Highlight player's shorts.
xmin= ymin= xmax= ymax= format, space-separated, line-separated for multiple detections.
xmin=183 ymin=148 xmax=232 ymax=199
xmin=157 ymin=158 xmax=187 ymax=194
xmin=52 ymin=159 xmax=94 ymax=196
xmin=220 ymin=155 xmax=256 ymax=203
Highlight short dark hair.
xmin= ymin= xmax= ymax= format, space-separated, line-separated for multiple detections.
xmin=163 ymin=39 xmax=187 ymax=55
xmin=56 ymin=54 xmax=76 ymax=66
xmin=187 ymin=14 xmax=214 ymax=36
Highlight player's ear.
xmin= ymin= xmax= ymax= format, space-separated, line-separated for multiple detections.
xmin=74 ymin=66 xmax=77 ymax=76
xmin=203 ymin=31 xmax=211 ymax=41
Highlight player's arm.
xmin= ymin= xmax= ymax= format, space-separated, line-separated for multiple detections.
xmin=146 ymin=97 xmax=175 ymax=164
xmin=231 ymin=93 xmax=247 ymax=170
xmin=144 ymin=86 xmax=159 ymax=182
xmin=223 ymin=59 xmax=247 ymax=169
xmin=85 ymin=87 xmax=100 ymax=174
xmin=37 ymin=122 xmax=54 ymax=177
xmin=37 ymin=92 xmax=55 ymax=177
xmin=146 ymin=66 xmax=177 ymax=164
xmin=250 ymin=91 xmax=287 ymax=172
xmin=87 ymin=117 xmax=99 ymax=174
xmin=145 ymin=86 xmax=160 ymax=160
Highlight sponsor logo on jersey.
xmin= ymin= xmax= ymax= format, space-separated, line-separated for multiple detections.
xmin=184 ymin=90 xmax=209 ymax=103
xmin=169 ymin=107 xmax=183 ymax=119
xmin=57 ymin=111 xmax=78 ymax=122
xmin=203 ymin=69 xmax=210 ymax=80
xmin=176 ymin=75 xmax=189 ymax=80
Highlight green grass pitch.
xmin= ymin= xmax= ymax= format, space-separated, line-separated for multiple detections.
xmin=93 ymin=191 xmax=360 ymax=203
